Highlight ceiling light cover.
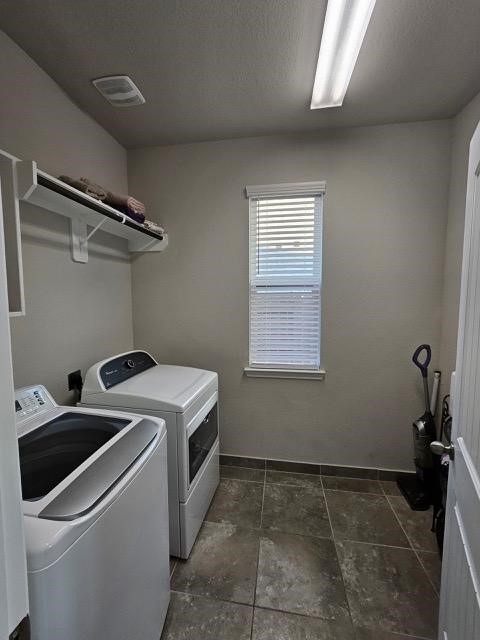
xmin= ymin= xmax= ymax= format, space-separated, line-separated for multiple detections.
xmin=311 ymin=0 xmax=376 ymax=109
xmin=92 ymin=75 xmax=145 ymax=107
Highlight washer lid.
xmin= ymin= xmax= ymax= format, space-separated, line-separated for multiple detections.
xmin=19 ymin=411 xmax=131 ymax=503
xmin=38 ymin=419 xmax=157 ymax=521
xmin=83 ymin=361 xmax=218 ymax=413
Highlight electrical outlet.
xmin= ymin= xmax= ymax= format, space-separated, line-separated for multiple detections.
xmin=68 ymin=370 xmax=83 ymax=392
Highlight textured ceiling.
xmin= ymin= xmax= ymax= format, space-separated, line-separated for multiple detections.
xmin=1 ymin=0 xmax=480 ymax=148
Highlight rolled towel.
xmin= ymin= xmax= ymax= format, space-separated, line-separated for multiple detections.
xmin=80 ymin=177 xmax=145 ymax=215
xmin=60 ymin=175 xmax=146 ymax=223
xmin=59 ymin=175 xmax=107 ymax=201
xmin=143 ymin=219 xmax=165 ymax=235
xmin=79 ymin=177 xmax=108 ymax=200
xmin=105 ymin=192 xmax=146 ymax=216
xmin=80 ymin=177 xmax=146 ymax=220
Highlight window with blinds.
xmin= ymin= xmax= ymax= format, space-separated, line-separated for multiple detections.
xmin=247 ymin=182 xmax=324 ymax=371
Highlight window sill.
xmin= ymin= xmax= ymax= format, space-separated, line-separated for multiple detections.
xmin=244 ymin=367 xmax=326 ymax=380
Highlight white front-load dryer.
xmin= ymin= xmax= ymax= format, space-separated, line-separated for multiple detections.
xmin=15 ymin=385 xmax=170 ymax=640
xmin=79 ymin=350 xmax=220 ymax=558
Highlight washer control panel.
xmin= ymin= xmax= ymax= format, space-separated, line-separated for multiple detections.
xmin=15 ymin=385 xmax=56 ymax=423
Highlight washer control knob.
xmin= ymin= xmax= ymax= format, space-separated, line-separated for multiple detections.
xmin=125 ymin=359 xmax=135 ymax=369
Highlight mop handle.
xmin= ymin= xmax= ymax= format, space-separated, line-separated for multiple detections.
xmin=412 ymin=344 xmax=431 ymax=379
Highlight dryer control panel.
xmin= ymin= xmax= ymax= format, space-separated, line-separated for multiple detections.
xmin=99 ymin=351 xmax=157 ymax=389
xmin=15 ymin=385 xmax=56 ymax=423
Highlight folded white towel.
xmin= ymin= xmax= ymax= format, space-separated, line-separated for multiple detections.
xmin=143 ymin=220 xmax=165 ymax=234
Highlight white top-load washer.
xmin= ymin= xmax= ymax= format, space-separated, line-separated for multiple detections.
xmin=15 ymin=385 xmax=170 ymax=640
xmin=80 ymin=350 xmax=219 ymax=558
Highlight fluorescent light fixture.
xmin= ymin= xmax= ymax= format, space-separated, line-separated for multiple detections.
xmin=311 ymin=0 xmax=376 ymax=109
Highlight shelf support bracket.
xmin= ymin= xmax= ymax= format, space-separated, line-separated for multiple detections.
xmin=70 ymin=217 xmax=88 ymax=263
xmin=70 ymin=217 xmax=110 ymax=263
xmin=86 ymin=217 xmax=108 ymax=241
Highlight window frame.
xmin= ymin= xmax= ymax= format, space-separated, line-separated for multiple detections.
xmin=245 ymin=181 xmax=326 ymax=380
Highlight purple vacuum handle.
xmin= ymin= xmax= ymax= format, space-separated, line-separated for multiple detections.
xmin=412 ymin=344 xmax=431 ymax=378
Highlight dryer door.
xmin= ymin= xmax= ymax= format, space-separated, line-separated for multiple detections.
xmin=188 ymin=403 xmax=218 ymax=487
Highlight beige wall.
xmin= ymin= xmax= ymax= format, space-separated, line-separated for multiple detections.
xmin=438 ymin=91 xmax=480 ymax=395
xmin=0 ymin=31 xmax=133 ymax=404
xmin=129 ymin=121 xmax=451 ymax=471
xmin=0 ymin=25 xmax=464 ymax=468
xmin=0 ymin=31 xmax=126 ymax=192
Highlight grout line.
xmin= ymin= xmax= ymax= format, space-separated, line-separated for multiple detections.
xmin=171 ymin=588 xmax=254 ymax=610
xmin=265 ymin=468 xmax=320 ymax=477
xmin=219 ymin=454 xmax=267 ymax=471
xmin=253 ymin=603 xmax=351 ymax=624
xmin=384 ymin=494 xmax=415 ymax=551
xmin=250 ymin=473 xmax=266 ymax=640
xmin=249 ymin=606 xmax=255 ymax=640
xmin=220 ymin=477 xmax=265 ymax=484
xmin=321 ymin=485 xmax=335 ymax=544
xmin=322 ymin=486 xmax=384 ymax=497
xmin=254 ymin=605 xmax=430 ymax=639
xmin=259 ymin=471 xmax=267 ymax=532
xmin=321 ymin=483 xmax=355 ymax=631
xmin=200 ymin=524 xmax=333 ymax=544
xmin=263 ymin=529 xmax=334 ymax=542
xmin=334 ymin=538 xmax=416 ymax=551
xmin=264 ymin=474 xmax=389 ymax=492
xmin=265 ymin=480 xmax=322 ymax=490
xmin=265 ymin=471 xmax=322 ymax=481
xmin=415 ymin=552 xmax=441 ymax=597
xmin=323 ymin=474 xmax=381 ymax=480
xmin=384 ymin=494 xmax=441 ymax=597
xmin=221 ymin=457 xmax=415 ymax=480
xmin=322 ymin=470 xmax=379 ymax=481
xmin=379 ymin=479 xmax=404 ymax=498
xmin=220 ymin=464 xmax=266 ymax=472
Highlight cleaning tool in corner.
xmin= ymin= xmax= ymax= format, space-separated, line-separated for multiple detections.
xmin=397 ymin=344 xmax=442 ymax=514
xmin=430 ymin=370 xmax=441 ymax=416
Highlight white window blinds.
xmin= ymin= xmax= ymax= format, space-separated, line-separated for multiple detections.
xmin=247 ymin=183 xmax=324 ymax=371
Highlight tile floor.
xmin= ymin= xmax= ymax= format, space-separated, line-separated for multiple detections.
xmin=162 ymin=467 xmax=441 ymax=640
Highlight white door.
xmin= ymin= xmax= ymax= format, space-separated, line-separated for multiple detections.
xmin=437 ymin=122 xmax=480 ymax=639
xmin=0 ymin=181 xmax=28 ymax=636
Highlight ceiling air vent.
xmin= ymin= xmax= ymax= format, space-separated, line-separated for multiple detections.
xmin=92 ymin=75 xmax=145 ymax=107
